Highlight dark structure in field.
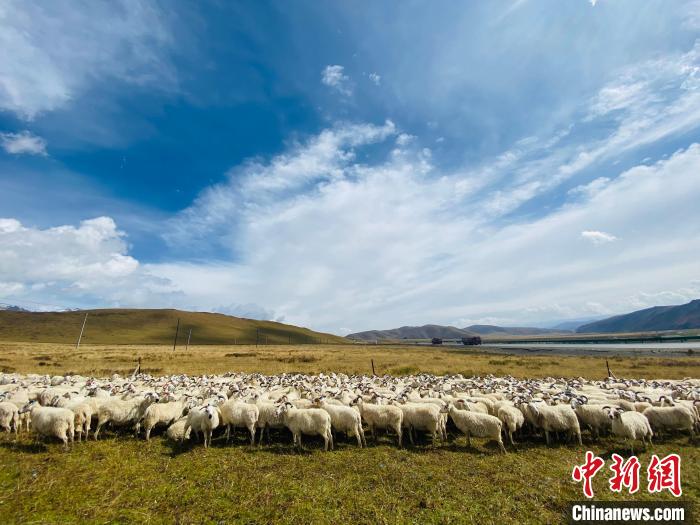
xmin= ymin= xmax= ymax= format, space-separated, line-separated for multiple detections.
xmin=431 ymin=337 xmax=443 ymax=345
xmin=461 ymin=336 xmax=482 ymax=345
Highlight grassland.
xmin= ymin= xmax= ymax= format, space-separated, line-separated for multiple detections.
xmin=0 ymin=342 xmax=698 ymax=523
xmin=0 ymin=309 xmax=346 ymax=345
xmin=1 ymin=341 xmax=698 ymax=379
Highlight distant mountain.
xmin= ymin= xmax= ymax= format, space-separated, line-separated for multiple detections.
xmin=347 ymin=324 xmax=477 ymax=341
xmin=0 ymin=304 xmax=29 ymax=312
xmin=347 ymin=323 xmax=569 ymax=341
xmin=545 ymin=316 xmax=607 ymax=331
xmin=465 ymin=324 xmax=571 ymax=336
xmin=577 ymin=299 xmax=700 ymax=333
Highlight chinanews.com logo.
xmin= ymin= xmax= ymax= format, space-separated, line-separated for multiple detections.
xmin=567 ymin=451 xmax=692 ymax=524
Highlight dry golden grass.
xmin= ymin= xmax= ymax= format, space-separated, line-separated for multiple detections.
xmin=1 ymin=341 xmax=698 ymax=379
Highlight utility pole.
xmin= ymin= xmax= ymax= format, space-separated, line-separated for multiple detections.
xmin=172 ymin=318 xmax=180 ymax=351
xmin=75 ymin=313 xmax=88 ymax=350
xmin=185 ymin=328 xmax=192 ymax=351
xmin=256 ymin=328 xmax=260 ymax=347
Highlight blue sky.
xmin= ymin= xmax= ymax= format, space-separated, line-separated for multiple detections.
xmin=1 ymin=0 xmax=700 ymax=334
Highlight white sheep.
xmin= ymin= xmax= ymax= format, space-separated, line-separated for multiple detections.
xmin=93 ymin=392 xmax=159 ymax=439
xmin=60 ymin=400 xmax=93 ymax=442
xmin=604 ymin=406 xmax=653 ymax=453
xmin=219 ymin=399 xmax=259 ymax=445
xmin=276 ymin=402 xmax=333 ymax=451
xmin=448 ymin=401 xmax=505 ymax=453
xmin=0 ymin=401 xmax=19 ymax=434
xmin=139 ymin=399 xmax=189 ymax=441
xmin=393 ymin=399 xmax=442 ymax=446
xmin=253 ymin=398 xmax=286 ymax=445
xmin=571 ymin=399 xmax=611 ymax=439
xmin=642 ymin=405 xmax=696 ymax=438
xmin=496 ymin=404 xmax=524 ymax=446
xmin=184 ymin=405 xmax=220 ymax=448
xmin=526 ymin=401 xmax=582 ymax=446
xmin=165 ymin=416 xmax=191 ymax=442
xmin=313 ymin=397 xmax=365 ymax=447
xmin=351 ymin=396 xmax=403 ymax=447
xmin=21 ymin=401 xmax=74 ymax=450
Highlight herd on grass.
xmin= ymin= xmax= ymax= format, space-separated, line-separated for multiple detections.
xmin=0 ymin=372 xmax=698 ymax=453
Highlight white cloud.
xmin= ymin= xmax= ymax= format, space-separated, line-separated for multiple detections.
xmin=581 ymin=230 xmax=618 ymax=244
xmin=165 ymin=120 xmax=397 ymax=250
xmin=568 ymin=177 xmax=611 ymax=198
xmin=0 ymin=217 xmax=179 ymax=308
xmin=0 ymin=0 xmax=176 ymax=119
xmin=368 ymin=72 xmax=381 ymax=85
xmin=150 ymin=117 xmax=700 ymax=333
xmin=466 ymin=39 xmax=700 ymax=220
xmin=0 ymin=131 xmax=47 ymax=156
xmin=321 ymin=65 xmax=352 ymax=95
xmin=5 ymin=135 xmax=700 ymax=333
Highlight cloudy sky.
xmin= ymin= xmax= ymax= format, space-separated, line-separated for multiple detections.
xmin=1 ymin=0 xmax=700 ymax=334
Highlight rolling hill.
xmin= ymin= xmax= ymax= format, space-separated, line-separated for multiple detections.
xmin=346 ymin=323 xmax=568 ymax=341
xmin=346 ymin=324 xmax=478 ymax=341
xmin=465 ymin=325 xmax=571 ymax=336
xmin=0 ymin=308 xmax=346 ymax=345
xmin=577 ymin=299 xmax=700 ymax=333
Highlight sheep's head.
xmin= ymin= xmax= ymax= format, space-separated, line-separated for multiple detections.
xmin=200 ymin=405 xmax=216 ymax=420
xmin=19 ymin=400 xmax=37 ymax=414
xmin=275 ymin=402 xmax=293 ymax=417
xmin=145 ymin=392 xmax=160 ymax=404
xmin=603 ymin=406 xmax=622 ymax=420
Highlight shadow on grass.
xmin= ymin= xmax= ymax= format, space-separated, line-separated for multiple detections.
xmin=0 ymin=440 xmax=48 ymax=453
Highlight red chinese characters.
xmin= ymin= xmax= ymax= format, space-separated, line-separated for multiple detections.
xmin=573 ymin=452 xmax=683 ymax=498
xmin=609 ymin=454 xmax=640 ymax=494
xmin=572 ymin=451 xmax=606 ymax=498
xmin=647 ymin=454 xmax=682 ymax=497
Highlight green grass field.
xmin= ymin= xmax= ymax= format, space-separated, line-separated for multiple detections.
xmin=1 ymin=431 xmax=697 ymax=524
xmin=0 ymin=342 xmax=698 ymax=523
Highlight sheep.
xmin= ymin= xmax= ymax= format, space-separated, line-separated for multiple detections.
xmin=313 ymin=397 xmax=365 ymax=447
xmin=275 ymin=402 xmax=333 ymax=451
xmin=393 ymin=399 xmax=442 ymax=446
xmin=165 ymin=416 xmax=191 ymax=442
xmin=351 ymin=396 xmax=403 ymax=447
xmin=0 ymin=401 xmax=19 ymax=434
xmin=526 ymin=401 xmax=582 ymax=446
xmin=18 ymin=410 xmax=31 ymax=432
xmin=496 ymin=404 xmax=525 ymax=446
xmin=604 ymin=406 xmax=653 ymax=453
xmin=448 ymin=401 xmax=505 ymax=453
xmin=183 ymin=405 xmax=220 ymax=448
xmin=59 ymin=400 xmax=93 ymax=442
xmin=21 ymin=401 xmax=74 ymax=450
xmin=219 ymin=399 xmax=259 ymax=445
xmin=571 ymin=398 xmax=611 ymax=439
xmin=253 ymin=398 xmax=287 ymax=445
xmin=93 ymin=392 xmax=159 ymax=439
xmin=139 ymin=399 xmax=189 ymax=441
xmin=642 ymin=405 xmax=696 ymax=438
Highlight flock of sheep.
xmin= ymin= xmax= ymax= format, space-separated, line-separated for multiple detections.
xmin=0 ymin=372 xmax=698 ymax=453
